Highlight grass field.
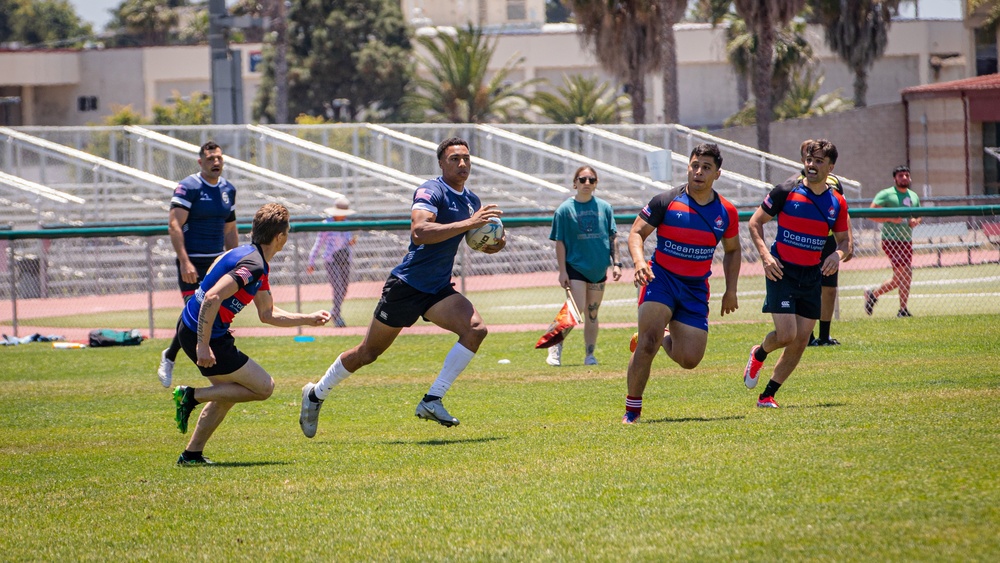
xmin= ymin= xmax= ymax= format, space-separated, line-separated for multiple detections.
xmin=13 ymin=261 xmax=1000 ymax=332
xmin=2 ymin=315 xmax=998 ymax=560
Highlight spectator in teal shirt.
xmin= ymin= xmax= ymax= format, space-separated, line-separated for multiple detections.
xmin=547 ymin=165 xmax=622 ymax=367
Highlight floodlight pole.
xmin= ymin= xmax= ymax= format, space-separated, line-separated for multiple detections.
xmin=208 ymin=0 xmax=267 ymax=125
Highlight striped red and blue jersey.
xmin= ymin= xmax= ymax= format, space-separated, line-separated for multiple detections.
xmin=181 ymin=244 xmax=270 ymax=338
xmin=638 ymin=185 xmax=740 ymax=280
xmin=760 ymin=180 xmax=849 ymax=267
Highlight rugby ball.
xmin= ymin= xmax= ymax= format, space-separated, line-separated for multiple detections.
xmin=465 ymin=217 xmax=504 ymax=251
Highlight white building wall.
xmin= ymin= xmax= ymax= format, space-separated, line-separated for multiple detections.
xmin=0 ymin=19 xmax=973 ymax=128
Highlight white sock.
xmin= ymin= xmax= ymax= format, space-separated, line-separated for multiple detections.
xmin=315 ymin=354 xmax=353 ymax=400
xmin=426 ymin=342 xmax=475 ymax=398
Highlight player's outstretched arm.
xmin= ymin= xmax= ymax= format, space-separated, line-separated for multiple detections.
xmin=254 ymin=290 xmax=332 ymax=327
xmin=411 ymin=205 xmax=504 ymax=246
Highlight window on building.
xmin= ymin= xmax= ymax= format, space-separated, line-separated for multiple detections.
xmin=507 ymin=0 xmax=526 ymax=21
xmin=77 ymin=96 xmax=98 ymax=112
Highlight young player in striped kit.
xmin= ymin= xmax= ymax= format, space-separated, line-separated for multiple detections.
xmin=743 ymin=139 xmax=852 ymax=408
xmin=622 ymin=143 xmax=742 ymax=424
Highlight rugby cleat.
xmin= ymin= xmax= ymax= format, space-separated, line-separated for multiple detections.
xmin=621 ymin=411 xmax=641 ymax=425
xmin=744 ymin=345 xmax=763 ymax=389
xmin=629 ymin=328 xmax=670 ymax=353
xmin=757 ymin=396 xmax=780 ymax=409
xmin=157 ymin=348 xmax=174 ymax=388
xmin=415 ymin=399 xmax=459 ymax=427
xmin=299 ymin=382 xmax=323 ymax=438
xmin=176 ymin=453 xmax=214 ymax=466
xmin=172 ymin=386 xmax=195 ymax=434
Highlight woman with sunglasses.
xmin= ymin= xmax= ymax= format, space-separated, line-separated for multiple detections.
xmin=547 ymin=166 xmax=622 ymax=367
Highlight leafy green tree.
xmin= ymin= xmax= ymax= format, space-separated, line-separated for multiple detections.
xmin=659 ymin=0 xmax=688 ymax=124
xmin=152 ymin=91 xmax=212 ymax=125
xmin=808 ymin=0 xmax=902 ymax=108
xmin=968 ymin=0 xmax=1000 ymax=27
xmin=724 ymin=67 xmax=852 ymax=126
xmin=404 ymin=25 xmax=537 ymax=123
xmin=254 ymin=0 xmax=411 ymax=123
xmin=532 ymin=74 xmax=630 ymax=124
xmin=732 ymin=0 xmax=807 ymax=151
xmin=569 ymin=0 xmax=663 ymax=124
xmin=0 ymin=0 xmax=93 ymax=46
xmin=107 ymin=0 xmax=180 ymax=46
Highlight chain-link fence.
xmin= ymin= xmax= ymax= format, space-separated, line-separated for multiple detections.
xmin=2 ymin=207 xmax=998 ymax=341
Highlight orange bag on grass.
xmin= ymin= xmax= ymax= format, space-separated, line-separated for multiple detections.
xmin=535 ymin=289 xmax=583 ymax=349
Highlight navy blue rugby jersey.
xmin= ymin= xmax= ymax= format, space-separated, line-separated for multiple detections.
xmin=171 ymin=173 xmax=237 ymax=257
xmin=390 ymin=177 xmax=482 ymax=294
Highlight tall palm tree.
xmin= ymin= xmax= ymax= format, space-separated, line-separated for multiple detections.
xmin=405 ymin=25 xmax=538 ymax=123
xmin=569 ymin=0 xmax=663 ymax=124
xmin=810 ymin=0 xmax=902 ymax=108
xmin=732 ymin=0 xmax=806 ymax=152
xmin=659 ymin=0 xmax=688 ymax=124
xmin=532 ymin=74 xmax=631 ymax=124
xmin=726 ymin=17 xmax=814 ymax=117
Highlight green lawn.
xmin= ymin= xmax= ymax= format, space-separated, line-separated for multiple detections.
xmin=1 ymin=316 xmax=998 ymax=560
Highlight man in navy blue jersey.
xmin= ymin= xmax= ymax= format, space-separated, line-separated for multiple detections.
xmin=172 ymin=203 xmax=331 ymax=465
xmin=158 ymin=141 xmax=239 ymax=388
xmin=298 ymin=137 xmax=506 ymax=436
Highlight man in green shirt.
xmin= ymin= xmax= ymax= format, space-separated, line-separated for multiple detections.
xmin=865 ymin=165 xmax=922 ymax=317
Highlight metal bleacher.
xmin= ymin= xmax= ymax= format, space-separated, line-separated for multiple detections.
xmin=2 ymin=123 xmax=870 ymax=298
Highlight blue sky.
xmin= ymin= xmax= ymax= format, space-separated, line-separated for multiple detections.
xmin=70 ymin=0 xmax=964 ymax=32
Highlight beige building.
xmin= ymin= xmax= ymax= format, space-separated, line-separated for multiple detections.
xmin=401 ymin=0 xmax=546 ymax=28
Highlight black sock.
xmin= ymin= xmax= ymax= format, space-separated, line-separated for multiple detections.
xmin=184 ymin=386 xmax=198 ymax=406
xmin=819 ymin=321 xmax=831 ymax=341
xmin=754 ymin=346 xmax=768 ymax=362
xmin=308 ymin=389 xmax=322 ymax=403
xmin=422 ymin=394 xmax=441 ymax=403
xmin=181 ymin=450 xmax=203 ymax=461
xmin=165 ymin=333 xmax=181 ymax=362
xmin=760 ymin=380 xmax=782 ymax=399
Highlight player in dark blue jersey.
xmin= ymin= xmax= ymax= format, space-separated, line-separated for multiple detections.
xmin=744 ymin=140 xmax=852 ymax=409
xmin=298 ymin=137 xmax=506 ymax=437
xmin=158 ymin=141 xmax=239 ymax=388
xmin=171 ymin=204 xmax=331 ymax=465
xmin=622 ymin=143 xmax=742 ymax=424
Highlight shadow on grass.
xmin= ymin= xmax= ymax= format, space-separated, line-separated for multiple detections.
xmin=783 ymin=401 xmax=848 ymax=410
xmin=178 ymin=461 xmax=292 ymax=468
xmin=384 ymin=436 xmax=508 ymax=447
xmin=642 ymin=414 xmax=745 ymax=424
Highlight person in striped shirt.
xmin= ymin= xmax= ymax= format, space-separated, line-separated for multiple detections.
xmin=743 ymin=139 xmax=852 ymax=408
xmin=622 ymin=143 xmax=742 ymax=424
xmin=170 ymin=203 xmax=331 ymax=465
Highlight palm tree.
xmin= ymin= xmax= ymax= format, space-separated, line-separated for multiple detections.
xmin=725 ymin=16 xmax=813 ymax=115
xmin=532 ymin=74 xmax=631 ymax=124
xmin=569 ymin=0 xmax=663 ymax=124
xmin=659 ymin=0 xmax=688 ymax=124
xmin=405 ymin=25 xmax=538 ymax=123
xmin=732 ymin=0 xmax=806 ymax=152
xmin=113 ymin=0 xmax=179 ymax=45
xmin=809 ymin=0 xmax=902 ymax=108
xmin=724 ymin=66 xmax=852 ymax=126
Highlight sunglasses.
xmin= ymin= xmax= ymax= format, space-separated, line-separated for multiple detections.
xmin=576 ymin=177 xmax=597 ymax=184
